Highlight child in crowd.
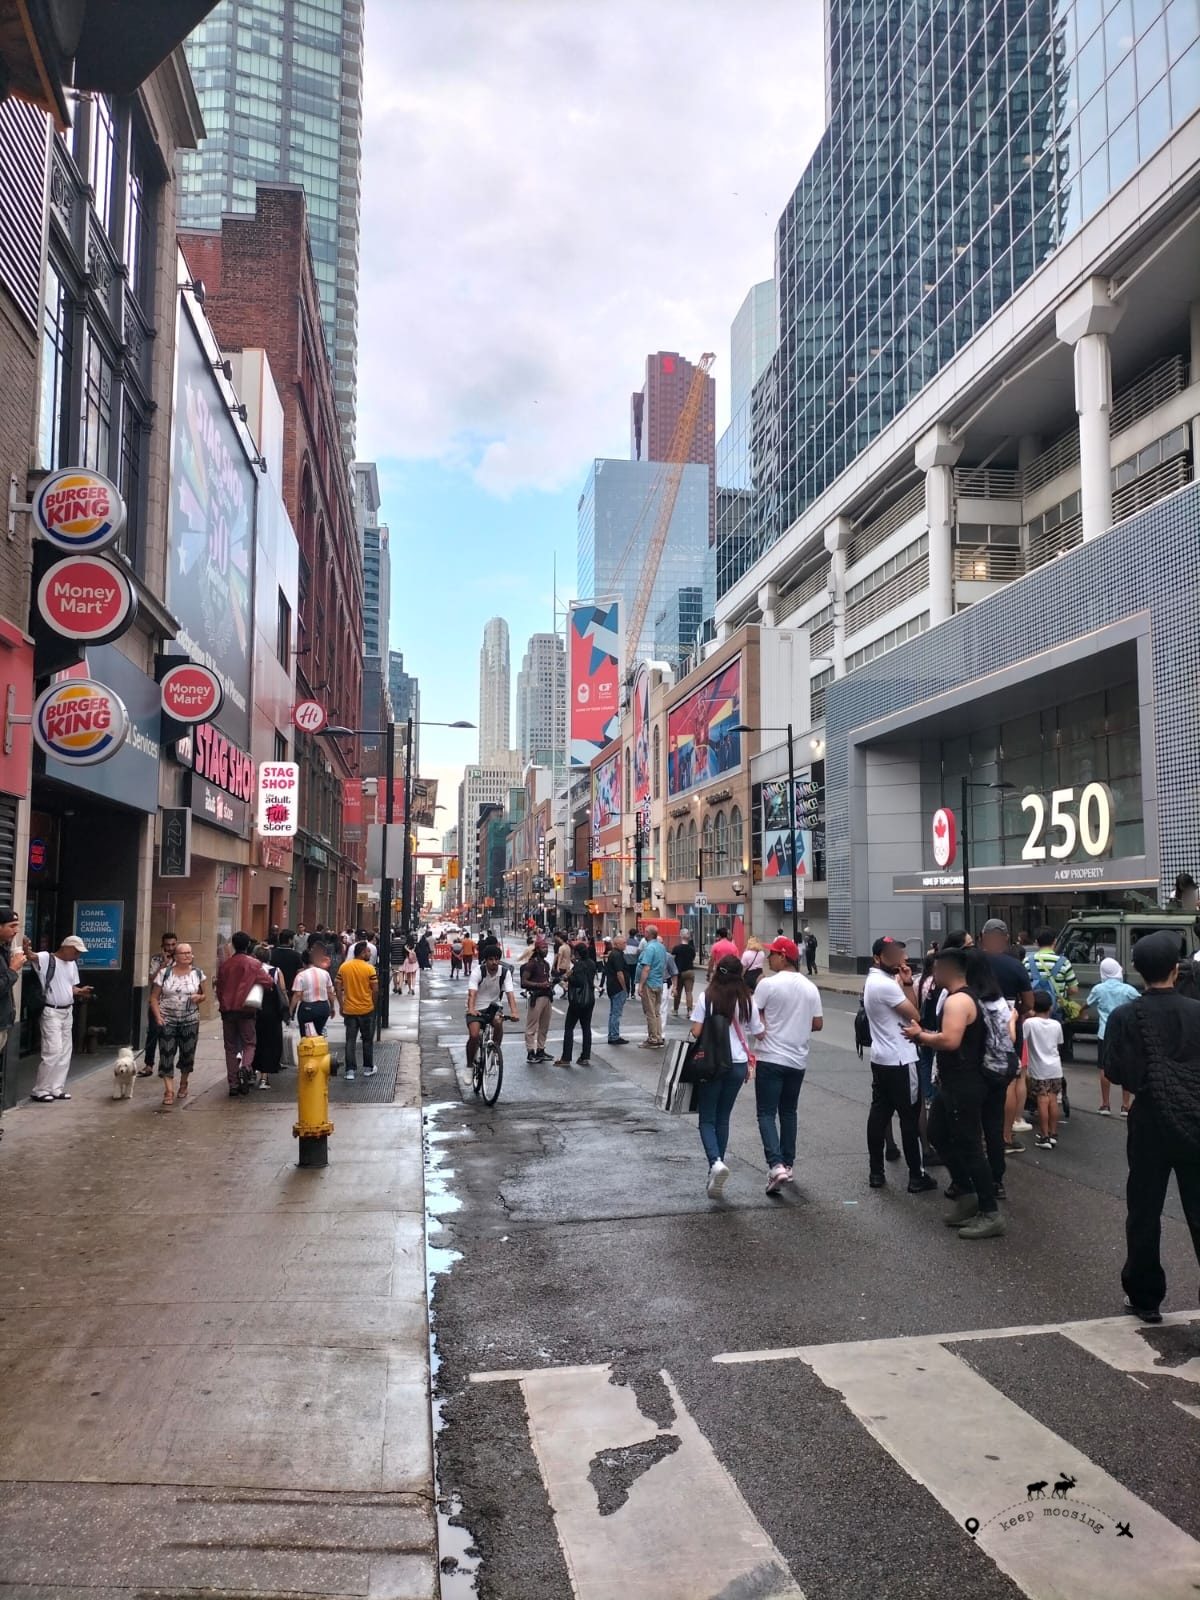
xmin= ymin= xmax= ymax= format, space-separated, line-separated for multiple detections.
xmin=1023 ymin=990 xmax=1065 ymax=1148
xmin=1086 ymin=956 xmax=1139 ymax=1116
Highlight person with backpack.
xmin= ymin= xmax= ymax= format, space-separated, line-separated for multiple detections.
xmin=862 ymin=937 xmax=935 ymax=1192
xmin=554 ymin=942 xmax=597 ymax=1066
xmin=1026 ymin=926 xmax=1080 ymax=1062
xmin=689 ymin=953 xmax=765 ymax=1198
xmin=521 ymin=935 xmax=554 ymax=1063
xmin=1102 ymin=930 xmax=1200 ymax=1323
xmin=966 ymin=950 xmax=1018 ymax=1195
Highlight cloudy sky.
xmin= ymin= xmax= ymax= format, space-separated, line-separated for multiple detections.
xmin=356 ymin=0 xmax=826 ymax=816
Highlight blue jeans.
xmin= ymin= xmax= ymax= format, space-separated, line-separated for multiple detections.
xmin=697 ymin=1059 xmax=749 ymax=1165
xmin=607 ymin=987 xmax=627 ymax=1042
xmin=755 ymin=1060 xmax=805 ymax=1168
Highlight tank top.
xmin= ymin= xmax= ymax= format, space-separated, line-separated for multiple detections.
xmin=934 ymin=987 xmax=987 ymax=1076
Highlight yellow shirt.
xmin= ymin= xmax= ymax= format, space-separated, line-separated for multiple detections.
xmin=338 ymin=958 xmax=377 ymax=1015
xmin=461 ymin=937 xmax=476 ymax=957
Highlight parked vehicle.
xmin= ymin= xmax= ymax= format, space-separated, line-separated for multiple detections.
xmin=1054 ymin=908 xmax=1200 ymax=1033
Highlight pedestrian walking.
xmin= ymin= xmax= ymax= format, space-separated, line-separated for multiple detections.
xmin=604 ymin=937 xmax=629 ymax=1043
xmin=214 ymin=931 xmax=273 ymax=1097
xmin=251 ymin=942 xmax=290 ymax=1089
xmin=863 ymin=936 xmax=935 ymax=1192
xmin=690 ymin=954 xmax=764 ymax=1199
xmin=270 ymin=929 xmax=303 ymax=995
xmin=450 ymin=936 xmax=464 ymax=979
xmin=707 ymin=925 xmax=739 ymax=978
xmin=636 ymin=925 xmax=669 ymax=1047
xmin=142 ymin=932 xmax=177 ymax=1076
xmin=1088 ymin=957 xmax=1139 ymax=1115
xmin=905 ymin=946 xmax=1006 ymax=1237
xmin=803 ymin=926 xmax=819 ymax=976
xmin=293 ymin=923 xmax=308 ymax=952
xmin=979 ymin=919 xmax=1034 ymax=1149
xmin=1026 ymin=926 xmax=1081 ymax=1060
xmin=740 ymin=937 xmax=766 ymax=992
xmin=416 ymin=931 xmax=432 ymax=972
xmin=753 ymin=937 xmax=823 ymax=1192
xmin=1104 ymin=931 xmax=1200 ymax=1322
xmin=1023 ymin=991 xmax=1065 ymax=1149
xmin=671 ymin=928 xmax=696 ymax=1015
xmin=290 ymin=945 xmax=336 ymax=1038
xmin=967 ymin=949 xmax=1017 ymax=1196
xmin=0 ymin=907 xmax=27 ymax=1074
xmin=554 ymin=942 xmax=597 ymax=1066
xmin=552 ymin=933 xmax=573 ymax=993
xmin=461 ymin=931 xmax=476 ymax=979
xmin=337 ymin=940 xmax=379 ymax=1081
xmin=29 ymin=934 xmax=93 ymax=1102
xmin=400 ymin=941 xmax=419 ymax=994
xmin=520 ymin=935 xmax=554 ymax=1062
xmin=150 ymin=942 xmax=207 ymax=1105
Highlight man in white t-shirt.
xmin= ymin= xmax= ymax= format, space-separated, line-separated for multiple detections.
xmin=862 ymin=935 xmax=936 ymax=1193
xmin=30 ymin=934 xmax=93 ymax=1102
xmin=465 ymin=944 xmax=519 ymax=1076
xmin=753 ymin=937 xmax=823 ymax=1192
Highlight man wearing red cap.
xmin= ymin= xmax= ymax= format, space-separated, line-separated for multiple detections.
xmin=753 ymin=936 xmax=823 ymax=1192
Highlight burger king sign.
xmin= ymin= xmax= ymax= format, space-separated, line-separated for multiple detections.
xmin=33 ymin=468 xmax=126 ymax=553
xmin=32 ymin=678 xmax=130 ymax=767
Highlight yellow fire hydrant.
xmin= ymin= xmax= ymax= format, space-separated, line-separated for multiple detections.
xmin=294 ymin=1032 xmax=334 ymax=1167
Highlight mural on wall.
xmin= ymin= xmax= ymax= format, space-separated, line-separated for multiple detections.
xmin=667 ymin=657 xmax=742 ymax=797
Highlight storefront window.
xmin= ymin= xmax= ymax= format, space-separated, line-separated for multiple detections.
xmin=38 ymin=265 xmax=72 ymax=469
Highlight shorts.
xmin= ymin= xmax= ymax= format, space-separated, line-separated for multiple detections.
xmin=1028 ymin=1074 xmax=1063 ymax=1097
xmin=466 ymin=1004 xmax=502 ymax=1025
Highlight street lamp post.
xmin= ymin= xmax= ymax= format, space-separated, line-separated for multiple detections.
xmin=733 ymin=721 xmax=801 ymax=944
xmin=960 ymin=776 xmax=1016 ymax=935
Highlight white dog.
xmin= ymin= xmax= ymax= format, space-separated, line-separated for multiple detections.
xmin=112 ymin=1048 xmax=137 ymax=1100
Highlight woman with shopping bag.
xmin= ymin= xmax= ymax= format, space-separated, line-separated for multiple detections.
xmin=688 ymin=954 xmax=764 ymax=1200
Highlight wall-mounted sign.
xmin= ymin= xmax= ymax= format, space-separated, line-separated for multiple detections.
xmin=73 ymin=899 xmax=123 ymax=969
xmin=257 ymin=760 xmax=299 ymax=837
xmin=292 ymin=699 xmax=327 ymax=733
xmin=32 ymin=678 xmax=129 ymax=767
xmin=932 ymin=807 xmax=957 ymax=868
xmin=29 ymin=838 xmax=46 ymax=872
xmin=160 ymin=662 xmax=224 ymax=725
xmin=33 ymin=468 xmax=126 ymax=552
xmin=158 ymin=807 xmax=192 ymax=879
xmin=36 ymin=555 xmax=136 ymax=643
xmin=1019 ymin=784 xmax=1114 ymax=861
xmin=191 ymin=722 xmax=254 ymax=802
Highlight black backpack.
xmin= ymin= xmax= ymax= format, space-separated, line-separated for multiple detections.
xmin=681 ymin=1007 xmax=735 ymax=1083
xmin=25 ymin=953 xmax=55 ymax=1019
xmin=854 ymin=999 xmax=873 ymax=1059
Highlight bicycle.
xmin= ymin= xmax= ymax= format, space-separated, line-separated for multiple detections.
xmin=471 ymin=1013 xmax=504 ymax=1106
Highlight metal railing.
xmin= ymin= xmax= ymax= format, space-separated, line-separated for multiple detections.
xmin=1109 ymin=353 xmax=1188 ymax=437
xmin=953 ymin=466 xmax=1023 ymax=499
xmin=847 ymin=481 xmax=925 ymax=565
xmin=1026 ymin=513 xmax=1083 ymax=573
xmin=953 ymin=544 xmax=1026 ymax=582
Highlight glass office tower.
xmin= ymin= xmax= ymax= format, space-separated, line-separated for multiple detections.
xmin=742 ymin=0 xmax=1200 ymax=567
xmin=179 ymin=0 xmax=363 ymax=451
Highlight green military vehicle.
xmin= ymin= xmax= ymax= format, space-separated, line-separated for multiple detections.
xmin=1052 ymin=908 xmax=1200 ymax=1034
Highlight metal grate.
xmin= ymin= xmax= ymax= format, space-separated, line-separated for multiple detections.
xmin=1108 ymin=353 xmax=1188 ymax=437
xmin=847 ymin=482 xmax=925 ymax=565
xmin=776 ymin=558 xmax=831 ymax=621
xmin=1026 ymin=512 xmax=1083 ymax=573
xmin=845 ymin=554 xmax=930 ymax=637
xmin=953 ymin=545 xmax=1026 ymax=581
xmin=1112 ymin=455 xmax=1191 ymax=523
xmin=1023 ymin=427 xmax=1080 ymax=494
xmin=327 ymin=1039 xmax=402 ymax=1103
xmin=953 ymin=466 xmax=1022 ymax=499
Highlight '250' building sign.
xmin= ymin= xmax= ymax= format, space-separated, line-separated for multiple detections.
xmin=1020 ymin=783 xmax=1115 ymax=861
xmin=192 ymin=723 xmax=254 ymax=802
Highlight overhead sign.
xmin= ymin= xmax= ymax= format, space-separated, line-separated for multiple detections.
xmin=257 ymin=760 xmax=299 ymax=837
xmin=33 ymin=468 xmax=126 ymax=552
xmin=160 ymin=661 xmax=224 ymax=724
xmin=158 ymin=807 xmax=192 ymax=878
xmin=36 ymin=555 xmax=136 ymax=643
xmin=292 ymin=699 xmax=327 ymax=733
xmin=569 ymin=599 xmax=620 ymax=767
xmin=932 ymin=807 xmax=957 ymax=868
xmin=32 ymin=678 xmax=129 ymax=766
xmin=191 ymin=722 xmax=254 ymax=803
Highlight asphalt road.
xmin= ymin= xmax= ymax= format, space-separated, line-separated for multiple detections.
xmin=419 ymin=960 xmax=1200 ymax=1600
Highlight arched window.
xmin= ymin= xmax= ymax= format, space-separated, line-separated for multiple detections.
xmin=701 ymin=815 xmax=714 ymax=880
xmin=624 ymin=748 xmax=631 ymax=814
xmin=714 ymin=810 xmax=729 ymax=876
xmin=667 ymin=824 xmax=677 ymax=880
xmin=652 ymin=726 xmax=661 ymax=799
xmin=729 ymin=805 xmax=743 ymax=872
xmin=686 ymin=818 xmax=698 ymax=879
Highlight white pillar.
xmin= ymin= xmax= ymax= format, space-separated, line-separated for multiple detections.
xmin=914 ymin=423 xmax=961 ymax=626
xmin=823 ymin=515 xmax=851 ymax=679
xmin=757 ymin=580 xmax=779 ymax=629
xmin=1056 ymin=277 xmax=1124 ymax=542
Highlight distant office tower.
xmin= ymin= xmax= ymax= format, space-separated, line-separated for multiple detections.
xmin=717 ymin=280 xmax=779 ymax=598
xmin=458 ymin=761 xmax=523 ymax=907
xmin=355 ymin=463 xmax=390 ymax=658
xmin=179 ymin=0 xmax=364 ymax=451
xmin=729 ymin=282 xmax=777 ymax=425
xmin=631 ymin=351 xmax=716 ymax=541
xmin=478 ymin=618 xmax=512 ymax=765
xmin=577 ymin=460 xmax=712 ymax=672
xmin=389 ymin=650 xmax=420 ymax=768
xmin=516 ymin=632 xmax=566 ymax=765
xmin=653 ymin=586 xmax=706 ymax=680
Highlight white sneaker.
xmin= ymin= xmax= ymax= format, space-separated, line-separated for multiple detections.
xmin=345 ymin=1070 xmax=356 ymax=1082
xmin=765 ymin=1164 xmax=789 ymax=1194
xmin=363 ymin=1065 xmax=377 ymax=1077
xmin=706 ymin=1160 xmax=731 ymax=1198
xmin=1013 ymin=1119 xmax=1032 ymax=1132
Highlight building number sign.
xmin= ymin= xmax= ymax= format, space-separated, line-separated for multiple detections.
xmin=1020 ymin=783 xmax=1114 ymax=861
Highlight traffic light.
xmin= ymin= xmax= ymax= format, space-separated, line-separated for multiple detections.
xmin=554 ymin=874 xmax=564 ymax=890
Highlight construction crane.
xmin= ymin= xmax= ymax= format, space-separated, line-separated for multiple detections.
xmin=610 ymin=352 xmax=716 ymax=674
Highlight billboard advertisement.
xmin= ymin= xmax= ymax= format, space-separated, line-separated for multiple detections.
xmin=166 ymin=302 xmax=255 ymax=745
xmin=569 ymin=600 xmax=620 ymax=767
xmin=592 ymin=751 xmax=620 ymax=839
xmin=761 ymin=778 xmax=813 ymax=881
xmin=411 ymin=776 xmax=439 ymax=831
xmin=632 ymin=662 xmax=650 ymax=819
xmin=667 ymin=657 xmax=742 ymax=797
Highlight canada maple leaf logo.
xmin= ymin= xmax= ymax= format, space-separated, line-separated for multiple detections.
xmin=934 ymin=816 xmax=947 ymax=839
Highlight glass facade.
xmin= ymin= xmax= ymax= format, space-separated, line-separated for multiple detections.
xmin=576 ymin=460 xmax=714 ymax=670
xmin=179 ymin=0 xmax=363 ymax=449
xmin=719 ymin=0 xmax=1200 ymax=591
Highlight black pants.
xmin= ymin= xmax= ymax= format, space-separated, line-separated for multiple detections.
xmin=928 ymin=1069 xmax=997 ymax=1212
xmin=344 ymin=1011 xmax=375 ymax=1071
xmin=144 ymin=1008 xmax=161 ymax=1066
xmin=867 ymin=1061 xmax=923 ymax=1178
xmin=1122 ymin=1100 xmax=1200 ymax=1311
xmin=562 ymin=1001 xmax=593 ymax=1062
xmin=982 ymin=1073 xmax=1009 ymax=1185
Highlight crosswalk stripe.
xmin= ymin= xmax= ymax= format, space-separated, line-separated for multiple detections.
xmin=492 ymin=1363 xmax=806 ymax=1600
xmin=724 ymin=1322 xmax=1200 ymax=1600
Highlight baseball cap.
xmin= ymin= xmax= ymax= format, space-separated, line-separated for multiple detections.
xmin=62 ymin=935 xmax=88 ymax=953
xmin=767 ymin=936 xmax=800 ymax=963
xmin=871 ymin=936 xmax=907 ymax=959
xmin=0 ymin=907 xmax=18 ymax=922
xmin=981 ymin=918 xmax=1009 ymax=937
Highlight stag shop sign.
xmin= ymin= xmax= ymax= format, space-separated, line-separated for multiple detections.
xmin=180 ymin=722 xmax=254 ymax=835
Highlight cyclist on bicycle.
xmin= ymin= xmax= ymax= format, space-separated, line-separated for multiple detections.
xmin=466 ymin=941 xmax=518 ymax=1071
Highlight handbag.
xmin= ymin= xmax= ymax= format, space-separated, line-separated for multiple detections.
xmin=681 ymin=1008 xmax=733 ymax=1083
xmin=242 ymin=982 xmax=265 ymax=1012
xmin=655 ymin=1041 xmax=698 ymax=1114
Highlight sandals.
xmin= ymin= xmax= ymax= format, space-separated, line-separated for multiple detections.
xmin=177 ymin=1079 xmax=189 ymax=1101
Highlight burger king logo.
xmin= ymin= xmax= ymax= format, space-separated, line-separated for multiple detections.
xmin=33 ymin=468 xmax=127 ymax=553
xmin=33 ymin=678 xmax=130 ymax=767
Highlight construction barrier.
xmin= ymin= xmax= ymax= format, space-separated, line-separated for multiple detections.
xmin=434 ymin=941 xmax=453 ymax=961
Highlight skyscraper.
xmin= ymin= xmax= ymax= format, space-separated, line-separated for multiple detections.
xmin=478 ymin=618 xmax=512 ymax=765
xmin=631 ymin=351 xmax=716 ymax=540
xmin=354 ymin=462 xmax=390 ymax=659
xmin=389 ymin=650 xmax=420 ymax=769
xmin=516 ymin=633 xmax=566 ymax=766
xmin=178 ymin=0 xmax=363 ymax=451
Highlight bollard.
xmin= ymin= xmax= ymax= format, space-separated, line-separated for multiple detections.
xmin=293 ymin=1030 xmax=334 ymax=1167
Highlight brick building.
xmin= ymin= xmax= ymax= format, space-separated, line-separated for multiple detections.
xmin=181 ymin=185 xmax=364 ymax=927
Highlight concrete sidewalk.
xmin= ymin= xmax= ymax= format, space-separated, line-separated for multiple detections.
xmin=0 ymin=994 xmax=436 ymax=1599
